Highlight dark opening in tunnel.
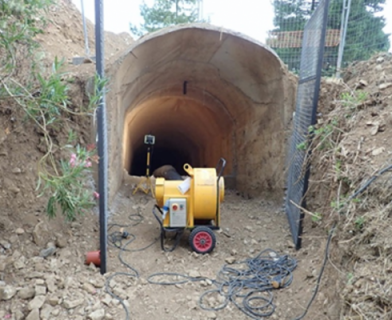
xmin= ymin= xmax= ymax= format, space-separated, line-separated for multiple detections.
xmin=106 ymin=25 xmax=294 ymax=203
xmin=124 ymin=96 xmax=233 ymax=180
xmin=130 ymin=144 xmax=194 ymax=176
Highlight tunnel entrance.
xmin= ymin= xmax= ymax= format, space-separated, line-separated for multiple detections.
xmin=106 ymin=25 xmax=295 ymax=203
xmin=123 ymin=95 xmax=234 ymax=181
xmin=130 ymin=144 xmax=194 ymax=176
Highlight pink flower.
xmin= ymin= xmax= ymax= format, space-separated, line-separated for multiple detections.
xmin=69 ymin=158 xmax=76 ymax=168
xmin=69 ymin=153 xmax=77 ymax=168
xmin=4 ymin=314 xmax=11 ymax=319
xmin=93 ymin=191 xmax=100 ymax=199
xmin=84 ymin=161 xmax=92 ymax=168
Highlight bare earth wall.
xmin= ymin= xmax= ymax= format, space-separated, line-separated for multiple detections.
xmin=103 ymin=24 xmax=297 ymax=203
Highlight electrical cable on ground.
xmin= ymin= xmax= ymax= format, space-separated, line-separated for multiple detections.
xmin=147 ymin=249 xmax=297 ymax=320
xmin=105 ymin=211 xmax=159 ymax=320
xmin=291 ymin=162 xmax=392 ymax=319
xmin=108 ymin=212 xmax=159 ymax=252
xmin=107 ymin=204 xmax=299 ymax=320
xmin=292 ymin=225 xmax=334 ymax=320
xmin=105 ymin=271 xmax=134 ymax=320
xmin=105 ymin=164 xmax=392 ymax=319
xmin=347 ymin=163 xmax=392 ymax=201
xmin=106 ymin=210 xmax=299 ymax=320
xmin=152 ymin=205 xmax=186 ymax=252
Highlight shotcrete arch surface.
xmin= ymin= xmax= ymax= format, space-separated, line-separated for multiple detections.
xmin=105 ymin=24 xmax=296 ymax=202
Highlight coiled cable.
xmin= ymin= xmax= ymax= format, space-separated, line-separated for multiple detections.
xmin=148 ymin=249 xmax=297 ymax=319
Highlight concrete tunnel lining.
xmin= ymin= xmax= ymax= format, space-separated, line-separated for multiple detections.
xmin=105 ymin=24 xmax=296 ymax=202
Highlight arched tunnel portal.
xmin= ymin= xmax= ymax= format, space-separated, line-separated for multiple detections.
xmin=125 ymin=93 xmax=233 ymax=176
xmin=105 ymin=24 xmax=296 ymax=203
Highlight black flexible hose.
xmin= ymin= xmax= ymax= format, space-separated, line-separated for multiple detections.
xmin=152 ymin=205 xmax=185 ymax=252
xmin=104 ymin=164 xmax=392 ymax=319
xmin=105 ymin=272 xmax=134 ymax=320
xmin=292 ymin=163 xmax=392 ymax=319
xmin=292 ymin=225 xmax=334 ymax=320
xmin=348 ymin=163 xmax=392 ymax=201
xmin=147 ymin=249 xmax=297 ymax=320
xmin=105 ymin=212 xmax=158 ymax=320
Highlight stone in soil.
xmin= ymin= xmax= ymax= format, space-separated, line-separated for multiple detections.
xmin=0 ymin=284 xmax=17 ymax=300
xmin=18 ymin=286 xmax=36 ymax=299
xmin=32 ymin=222 xmax=51 ymax=247
xmin=39 ymin=246 xmax=56 ymax=258
xmin=26 ymin=309 xmax=40 ymax=320
xmin=63 ymin=298 xmax=85 ymax=309
xmin=225 ymin=257 xmax=236 ymax=264
xmin=28 ymin=295 xmax=46 ymax=310
xmin=88 ymin=308 xmax=105 ymax=320
xmin=15 ymin=227 xmax=25 ymax=234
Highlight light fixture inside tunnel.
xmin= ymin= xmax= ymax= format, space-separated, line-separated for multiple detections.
xmin=144 ymin=134 xmax=155 ymax=145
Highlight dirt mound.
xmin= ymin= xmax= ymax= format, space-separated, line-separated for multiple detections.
xmin=0 ymin=0 xmax=132 ymax=220
xmin=37 ymin=0 xmax=133 ymax=67
xmin=307 ymin=52 xmax=392 ymax=319
xmin=0 ymin=0 xmax=132 ymax=317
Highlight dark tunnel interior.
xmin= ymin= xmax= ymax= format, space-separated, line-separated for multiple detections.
xmin=108 ymin=25 xmax=293 ymax=203
xmin=123 ymin=94 xmax=235 ymax=181
xmin=130 ymin=144 xmax=194 ymax=176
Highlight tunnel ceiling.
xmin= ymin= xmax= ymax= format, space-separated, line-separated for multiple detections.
xmin=118 ymin=25 xmax=283 ymax=114
xmin=105 ymin=23 xmax=293 ymax=202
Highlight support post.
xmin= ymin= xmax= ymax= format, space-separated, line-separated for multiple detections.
xmin=95 ymin=0 xmax=108 ymax=275
xmin=133 ymin=145 xmax=155 ymax=197
xmin=146 ymin=146 xmax=151 ymax=177
xmin=80 ymin=0 xmax=90 ymax=57
xmin=336 ymin=0 xmax=352 ymax=77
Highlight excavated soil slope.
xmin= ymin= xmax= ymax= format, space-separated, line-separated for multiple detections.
xmin=307 ymin=52 xmax=392 ymax=319
xmin=3 ymin=1 xmax=391 ymax=320
xmin=0 ymin=0 xmax=132 ymax=224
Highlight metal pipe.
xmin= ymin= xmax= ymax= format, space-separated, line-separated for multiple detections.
xmin=94 ymin=0 xmax=108 ymax=275
xmin=81 ymin=0 xmax=90 ymax=57
xmin=198 ymin=0 xmax=203 ymax=21
xmin=336 ymin=0 xmax=347 ymax=76
xmin=311 ymin=0 xmax=316 ymax=11
xmin=336 ymin=0 xmax=352 ymax=77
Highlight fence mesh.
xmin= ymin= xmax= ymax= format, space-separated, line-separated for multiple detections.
xmin=284 ymin=0 xmax=330 ymax=249
xmin=268 ymin=0 xmax=391 ymax=76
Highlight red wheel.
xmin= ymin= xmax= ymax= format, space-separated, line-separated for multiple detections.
xmin=189 ymin=226 xmax=216 ymax=254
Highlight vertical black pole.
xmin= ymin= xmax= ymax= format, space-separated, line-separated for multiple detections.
xmin=95 ymin=0 xmax=108 ymax=274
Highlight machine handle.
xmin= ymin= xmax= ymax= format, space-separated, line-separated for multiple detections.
xmin=214 ymin=158 xmax=226 ymax=228
xmin=215 ymin=158 xmax=226 ymax=183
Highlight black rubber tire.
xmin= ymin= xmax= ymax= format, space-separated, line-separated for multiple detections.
xmin=189 ymin=226 xmax=216 ymax=254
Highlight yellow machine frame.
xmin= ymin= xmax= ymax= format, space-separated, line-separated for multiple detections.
xmin=153 ymin=158 xmax=226 ymax=253
xmin=155 ymin=164 xmax=224 ymax=228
